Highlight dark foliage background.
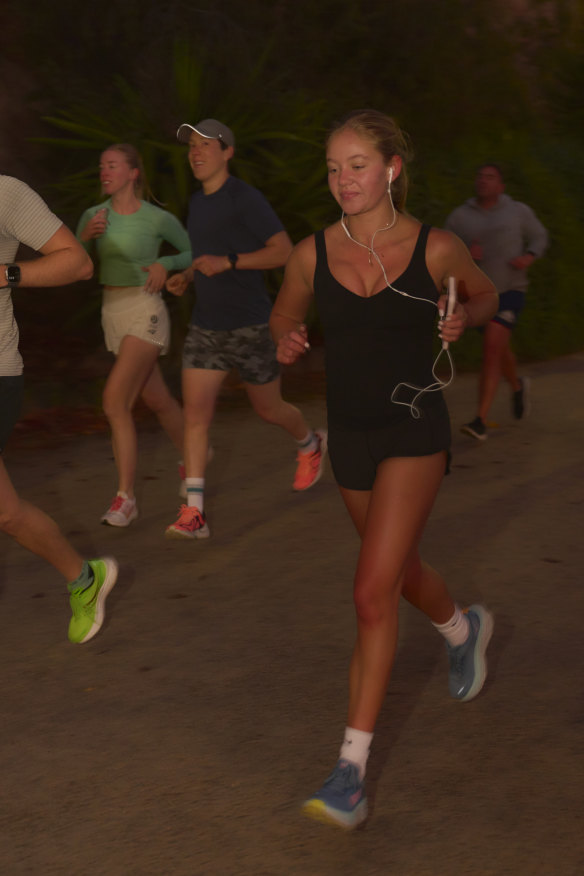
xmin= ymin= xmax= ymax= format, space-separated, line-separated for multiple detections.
xmin=2 ymin=0 xmax=583 ymax=378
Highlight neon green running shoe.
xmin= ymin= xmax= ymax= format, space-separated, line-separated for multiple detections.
xmin=68 ymin=557 xmax=118 ymax=644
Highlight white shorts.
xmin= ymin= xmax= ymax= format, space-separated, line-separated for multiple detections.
xmin=101 ymin=286 xmax=170 ymax=355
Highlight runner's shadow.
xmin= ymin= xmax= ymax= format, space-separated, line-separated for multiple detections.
xmin=365 ymin=618 xmax=442 ymax=814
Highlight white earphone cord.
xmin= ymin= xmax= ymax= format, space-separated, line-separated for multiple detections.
xmin=340 ymin=181 xmax=455 ymax=418
xmin=374 ymin=246 xmax=454 ymax=419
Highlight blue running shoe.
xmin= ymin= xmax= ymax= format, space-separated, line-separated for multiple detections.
xmin=302 ymin=760 xmax=368 ymax=830
xmin=447 ymin=604 xmax=494 ymax=702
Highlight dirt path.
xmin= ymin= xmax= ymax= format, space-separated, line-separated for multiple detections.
xmin=1 ymin=355 xmax=583 ymax=875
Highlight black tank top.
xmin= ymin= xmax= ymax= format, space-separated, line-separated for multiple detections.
xmin=314 ymin=223 xmax=447 ymax=429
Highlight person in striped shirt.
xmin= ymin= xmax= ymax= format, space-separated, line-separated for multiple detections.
xmin=0 ymin=175 xmax=118 ymax=644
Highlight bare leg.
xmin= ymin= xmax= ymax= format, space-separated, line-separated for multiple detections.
xmin=0 ymin=457 xmax=83 ymax=582
xmin=245 ymin=376 xmax=311 ymax=441
xmin=477 ymin=321 xmax=512 ymax=422
xmin=102 ymin=336 xmax=161 ymax=497
xmin=341 ymin=459 xmax=454 ymax=718
xmin=182 ymin=368 xmax=227 ymax=478
xmin=401 ymin=554 xmax=455 ymax=624
xmin=501 ymin=344 xmax=520 ymax=392
xmin=340 ymin=453 xmax=446 ymax=731
xmin=140 ymin=362 xmax=184 ymax=453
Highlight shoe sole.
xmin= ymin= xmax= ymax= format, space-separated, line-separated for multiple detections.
xmin=514 ymin=377 xmax=531 ymax=419
xmin=293 ymin=429 xmax=328 ymax=492
xmin=79 ymin=557 xmax=118 ymax=644
xmin=460 ymin=604 xmax=494 ymax=702
xmin=165 ymin=525 xmax=210 ymax=540
xmin=101 ymin=509 xmax=138 ymax=527
xmin=302 ymin=797 xmax=368 ymax=830
xmin=460 ymin=425 xmax=487 ymax=441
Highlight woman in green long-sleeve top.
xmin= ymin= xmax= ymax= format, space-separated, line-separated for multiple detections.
xmin=77 ymin=144 xmax=192 ymax=527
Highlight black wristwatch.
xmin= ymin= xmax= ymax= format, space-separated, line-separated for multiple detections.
xmin=5 ymin=264 xmax=21 ymax=286
xmin=227 ymin=252 xmax=238 ymax=270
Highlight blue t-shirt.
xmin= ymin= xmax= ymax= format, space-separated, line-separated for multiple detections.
xmin=187 ymin=175 xmax=285 ymax=330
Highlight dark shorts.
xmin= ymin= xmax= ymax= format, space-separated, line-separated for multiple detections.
xmin=182 ymin=322 xmax=280 ymax=386
xmin=0 ymin=374 xmax=24 ymax=452
xmin=492 ymin=289 xmax=525 ymax=330
xmin=328 ymin=402 xmax=451 ymax=491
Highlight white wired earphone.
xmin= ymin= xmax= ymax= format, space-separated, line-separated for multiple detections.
xmin=340 ymin=166 xmax=456 ymax=418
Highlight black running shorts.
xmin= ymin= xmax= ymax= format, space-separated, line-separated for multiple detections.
xmin=0 ymin=375 xmax=24 ymax=453
xmin=492 ymin=289 xmax=525 ymax=330
xmin=328 ymin=402 xmax=451 ymax=491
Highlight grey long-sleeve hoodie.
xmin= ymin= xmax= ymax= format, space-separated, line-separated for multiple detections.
xmin=444 ymin=193 xmax=548 ymax=293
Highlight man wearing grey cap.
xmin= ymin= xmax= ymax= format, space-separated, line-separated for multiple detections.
xmin=165 ymin=119 xmax=326 ymax=539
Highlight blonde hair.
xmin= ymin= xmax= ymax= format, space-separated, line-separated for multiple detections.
xmin=105 ymin=143 xmax=149 ymax=199
xmin=327 ymin=109 xmax=413 ymax=211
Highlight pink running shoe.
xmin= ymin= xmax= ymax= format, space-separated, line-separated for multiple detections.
xmin=293 ymin=429 xmax=328 ymax=491
xmin=101 ymin=494 xmax=138 ymax=527
xmin=165 ymin=505 xmax=210 ymax=539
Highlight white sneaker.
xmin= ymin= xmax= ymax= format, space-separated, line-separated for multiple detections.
xmin=101 ymin=494 xmax=138 ymax=527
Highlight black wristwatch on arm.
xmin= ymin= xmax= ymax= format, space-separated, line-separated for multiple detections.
xmin=227 ymin=253 xmax=238 ymax=270
xmin=4 ymin=265 xmax=21 ymax=287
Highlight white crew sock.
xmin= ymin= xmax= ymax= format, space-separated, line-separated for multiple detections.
xmin=297 ymin=430 xmax=318 ymax=454
xmin=339 ymin=727 xmax=373 ymax=780
xmin=186 ymin=478 xmax=205 ymax=511
xmin=432 ymin=605 xmax=470 ymax=647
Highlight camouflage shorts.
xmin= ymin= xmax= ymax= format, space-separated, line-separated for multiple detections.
xmin=182 ymin=322 xmax=280 ymax=385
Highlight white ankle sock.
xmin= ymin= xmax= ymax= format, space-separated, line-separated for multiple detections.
xmin=296 ymin=430 xmax=318 ymax=454
xmin=186 ymin=478 xmax=205 ymax=511
xmin=433 ymin=605 xmax=470 ymax=647
xmin=339 ymin=727 xmax=373 ymax=780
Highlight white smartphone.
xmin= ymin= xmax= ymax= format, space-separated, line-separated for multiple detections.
xmin=442 ymin=276 xmax=457 ymax=350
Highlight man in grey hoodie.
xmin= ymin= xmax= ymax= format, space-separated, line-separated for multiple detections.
xmin=445 ymin=164 xmax=548 ymax=440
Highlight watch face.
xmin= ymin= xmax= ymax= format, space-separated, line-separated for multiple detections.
xmin=6 ymin=265 xmax=21 ymax=285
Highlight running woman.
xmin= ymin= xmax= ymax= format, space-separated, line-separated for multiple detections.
xmin=271 ymin=109 xmax=499 ymax=829
xmin=77 ymin=144 xmax=192 ymax=526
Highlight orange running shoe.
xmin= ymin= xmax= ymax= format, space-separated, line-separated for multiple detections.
xmin=293 ymin=429 xmax=328 ymax=491
xmin=165 ymin=505 xmax=210 ymax=539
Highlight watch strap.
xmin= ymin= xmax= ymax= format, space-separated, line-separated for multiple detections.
xmin=5 ymin=264 xmax=21 ymax=286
